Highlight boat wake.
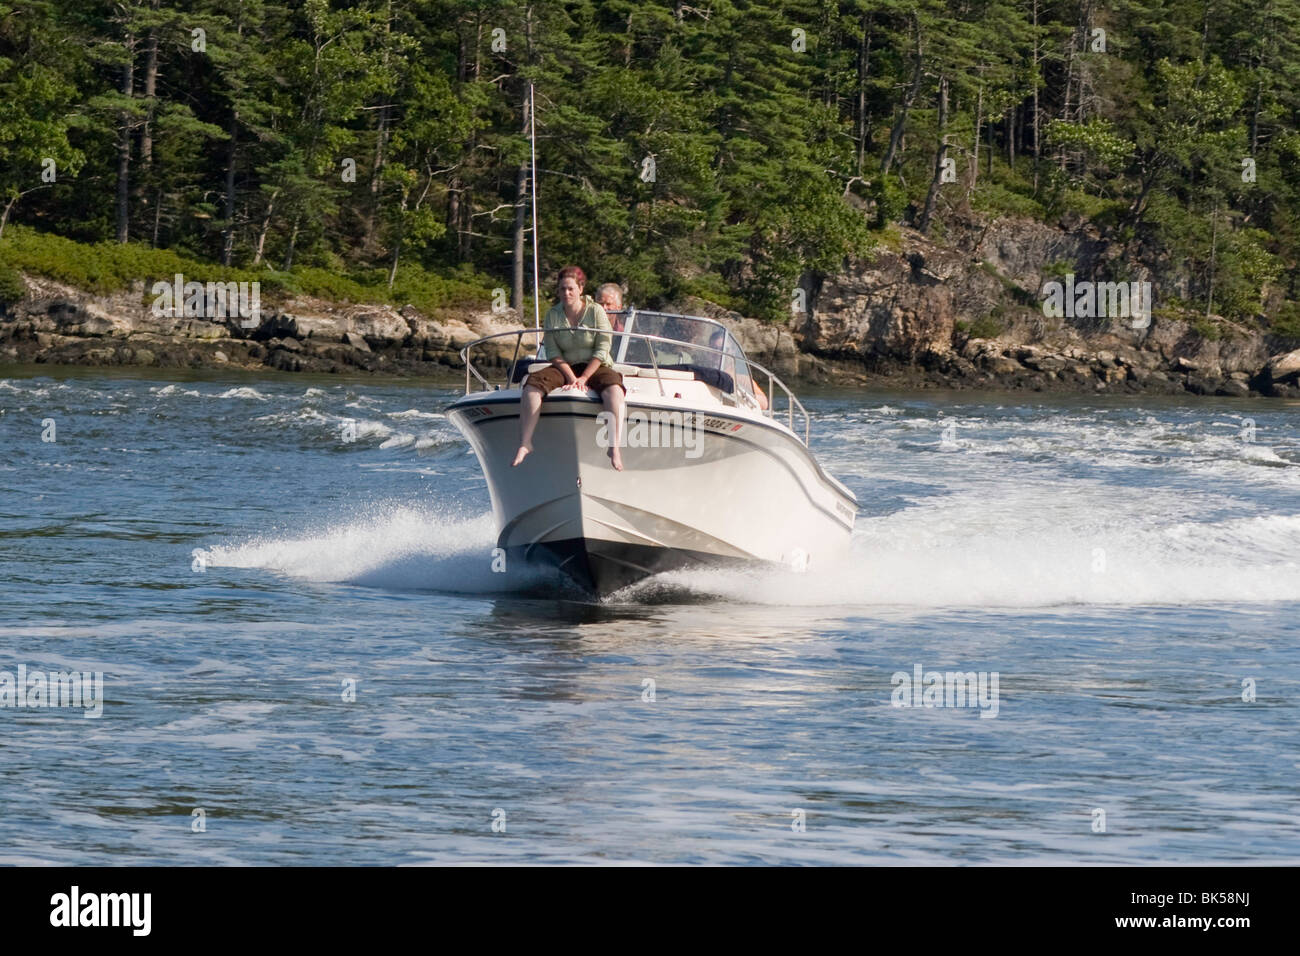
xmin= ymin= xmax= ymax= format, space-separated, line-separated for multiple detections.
xmin=204 ymin=503 xmax=565 ymax=594
xmin=203 ymin=497 xmax=1300 ymax=608
xmin=638 ymin=509 xmax=1300 ymax=608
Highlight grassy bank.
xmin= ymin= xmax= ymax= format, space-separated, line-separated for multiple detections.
xmin=0 ymin=226 xmax=501 ymax=316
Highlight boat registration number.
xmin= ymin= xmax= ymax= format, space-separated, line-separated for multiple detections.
xmin=700 ymin=417 xmax=741 ymax=432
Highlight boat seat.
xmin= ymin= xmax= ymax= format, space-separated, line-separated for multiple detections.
xmin=659 ymin=364 xmax=735 ymax=393
xmin=509 ymin=358 xmax=537 ymax=384
xmin=616 ymin=364 xmax=696 ymax=381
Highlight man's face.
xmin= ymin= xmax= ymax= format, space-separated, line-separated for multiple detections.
xmin=597 ymin=291 xmax=621 ymax=314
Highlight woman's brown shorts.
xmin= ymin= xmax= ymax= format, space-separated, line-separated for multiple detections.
xmin=524 ymin=364 xmax=625 ymax=396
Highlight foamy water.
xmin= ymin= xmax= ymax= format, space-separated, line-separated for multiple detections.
xmin=1 ymin=371 xmax=1298 ymax=864
xmin=203 ymin=496 xmax=1300 ymax=607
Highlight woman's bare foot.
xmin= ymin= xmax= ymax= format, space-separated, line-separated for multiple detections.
xmin=512 ymin=444 xmax=532 ymax=467
xmin=607 ymin=446 xmax=623 ymax=471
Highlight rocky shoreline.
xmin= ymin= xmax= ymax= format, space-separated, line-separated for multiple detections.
xmin=3 ymin=220 xmax=1300 ymax=399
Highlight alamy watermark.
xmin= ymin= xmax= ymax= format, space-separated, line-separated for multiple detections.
xmin=891 ymin=663 xmax=1000 ymax=718
xmin=151 ymin=273 xmax=260 ymax=329
xmin=49 ymin=886 xmax=150 ymax=935
xmin=1041 ymin=274 xmax=1151 ymax=329
xmin=596 ymin=410 xmax=703 ymax=459
xmin=1 ymin=664 xmax=104 ymax=718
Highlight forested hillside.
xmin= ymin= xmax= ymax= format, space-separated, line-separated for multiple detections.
xmin=2 ymin=0 xmax=1299 ymax=335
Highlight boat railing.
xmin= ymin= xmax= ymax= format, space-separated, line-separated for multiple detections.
xmin=460 ymin=326 xmax=811 ymax=444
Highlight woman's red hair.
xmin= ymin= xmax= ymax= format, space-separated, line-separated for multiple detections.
xmin=556 ymin=265 xmax=586 ymax=290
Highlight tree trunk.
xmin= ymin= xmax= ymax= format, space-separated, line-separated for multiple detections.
xmin=116 ymin=37 xmax=136 ymax=244
xmin=220 ymin=5 xmax=246 ymax=266
xmin=387 ymin=238 xmax=402 ymax=290
xmin=136 ymin=6 xmax=158 ymax=246
xmin=880 ymin=13 xmax=922 ymax=177
xmin=855 ymin=16 xmax=872 ymax=176
xmin=446 ymin=179 xmax=461 ymax=260
xmin=1060 ymin=26 xmax=1077 ymax=171
xmin=365 ymin=3 xmax=395 ymax=248
xmin=918 ymin=75 xmax=948 ymax=236
xmin=282 ymin=215 xmax=301 ymax=271
xmin=222 ymin=115 xmax=239 ymax=265
xmin=0 ymin=186 xmax=51 ymax=241
xmin=1250 ymin=77 xmax=1262 ymax=156
xmin=1206 ymin=201 xmax=1219 ymax=317
xmin=139 ymin=14 xmax=158 ymax=168
xmin=388 ymin=195 xmax=406 ymax=290
xmin=365 ymin=105 xmax=390 ymax=247
xmin=986 ymin=107 xmax=993 ymax=177
xmin=252 ymin=188 xmax=280 ymax=266
xmin=511 ymin=9 xmax=535 ymax=313
xmin=512 ymin=87 xmax=531 ymax=314
xmin=151 ymin=184 xmax=163 ymax=247
xmin=1032 ymin=0 xmax=1041 ymax=191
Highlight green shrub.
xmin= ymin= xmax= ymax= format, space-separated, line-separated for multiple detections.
xmin=0 ymin=260 xmax=25 ymax=304
xmin=0 ymin=224 xmax=498 ymax=313
xmin=955 ymin=312 xmax=1006 ymax=340
xmin=1191 ymin=316 xmax=1222 ymax=341
xmin=1270 ymin=302 xmax=1300 ymax=342
xmin=869 ymin=177 xmax=909 ymax=228
xmin=678 ymin=273 xmax=743 ymax=313
xmin=1053 ymin=186 xmax=1124 ymax=222
xmin=971 ymin=182 xmax=1047 ymax=220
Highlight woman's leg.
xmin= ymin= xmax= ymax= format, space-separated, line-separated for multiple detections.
xmin=512 ymin=384 xmax=544 ymax=467
xmin=602 ymin=384 xmax=626 ymax=471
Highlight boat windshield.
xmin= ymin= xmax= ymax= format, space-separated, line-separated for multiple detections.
xmin=613 ymin=310 xmax=762 ymax=408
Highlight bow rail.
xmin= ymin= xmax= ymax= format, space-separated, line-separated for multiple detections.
xmin=459 ymin=325 xmax=811 ymax=444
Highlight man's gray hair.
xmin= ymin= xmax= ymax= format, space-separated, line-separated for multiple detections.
xmin=595 ymin=283 xmax=624 ymax=306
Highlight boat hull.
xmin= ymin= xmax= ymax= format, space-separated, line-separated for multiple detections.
xmin=447 ymin=390 xmax=856 ymax=595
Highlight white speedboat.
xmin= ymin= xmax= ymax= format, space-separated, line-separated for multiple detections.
xmin=446 ymin=310 xmax=857 ymax=595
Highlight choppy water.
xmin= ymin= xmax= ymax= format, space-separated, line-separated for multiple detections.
xmin=1 ymin=366 xmax=1298 ymax=864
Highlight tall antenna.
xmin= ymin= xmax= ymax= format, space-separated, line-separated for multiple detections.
xmin=529 ymin=82 xmax=541 ymax=329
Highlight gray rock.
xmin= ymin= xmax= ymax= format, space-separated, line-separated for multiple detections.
xmin=288 ymin=314 xmax=344 ymax=339
xmin=343 ymin=331 xmax=371 ymax=352
xmin=347 ymin=309 xmax=410 ymax=345
xmin=1024 ymin=354 xmax=1066 ymax=372
xmin=180 ymin=319 xmax=225 ymax=340
xmin=948 ymin=356 xmax=979 ymax=377
xmin=985 ymin=356 xmax=1023 ymax=376
xmin=1265 ymin=348 xmax=1300 ymax=383
xmin=268 ymin=348 xmax=303 ymax=372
